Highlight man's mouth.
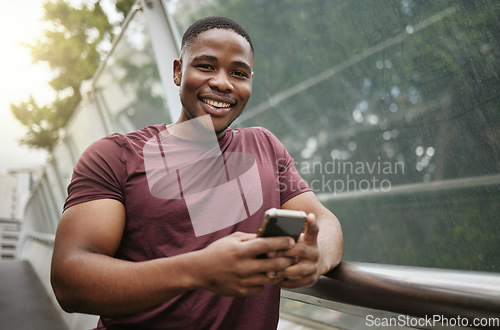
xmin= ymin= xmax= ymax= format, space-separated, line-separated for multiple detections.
xmin=202 ymin=98 xmax=231 ymax=109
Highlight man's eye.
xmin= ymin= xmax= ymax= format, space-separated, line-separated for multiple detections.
xmin=232 ymin=71 xmax=249 ymax=78
xmin=197 ymin=64 xmax=214 ymax=70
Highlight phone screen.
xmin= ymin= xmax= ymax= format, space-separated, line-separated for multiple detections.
xmin=258 ymin=210 xmax=307 ymax=241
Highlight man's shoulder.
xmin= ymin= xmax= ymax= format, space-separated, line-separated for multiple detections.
xmin=122 ymin=124 xmax=166 ymax=142
xmin=233 ymin=126 xmax=276 ymax=140
xmin=229 ymin=126 xmax=286 ymax=153
xmin=102 ymin=124 xmax=166 ymax=147
xmin=82 ymin=124 xmax=166 ymax=157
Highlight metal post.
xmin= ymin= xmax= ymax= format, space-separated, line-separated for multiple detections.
xmin=140 ymin=0 xmax=182 ymax=123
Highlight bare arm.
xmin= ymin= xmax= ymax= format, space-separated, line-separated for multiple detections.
xmin=278 ymin=191 xmax=344 ymax=288
xmin=51 ymin=199 xmax=296 ymax=316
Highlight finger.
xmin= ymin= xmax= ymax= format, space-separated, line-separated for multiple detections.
xmin=243 ymin=236 xmax=295 ymax=258
xmin=278 ymin=243 xmax=319 ymax=261
xmin=266 ymin=269 xmax=286 ymax=280
xmin=283 ymin=260 xmax=317 ymax=279
xmin=275 ymin=274 xmax=318 ymax=289
xmin=230 ymin=232 xmax=257 ymax=241
xmin=303 ymin=213 xmax=319 ymax=246
xmin=237 ymin=269 xmax=288 ymax=288
xmin=243 ymin=255 xmax=294 ymax=277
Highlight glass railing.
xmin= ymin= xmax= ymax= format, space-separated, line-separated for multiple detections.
xmin=17 ymin=1 xmax=500 ymax=329
xmin=93 ymin=7 xmax=171 ymax=134
xmin=164 ymin=0 xmax=500 ymax=273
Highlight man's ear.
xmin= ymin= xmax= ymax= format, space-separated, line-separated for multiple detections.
xmin=173 ymin=59 xmax=182 ymax=86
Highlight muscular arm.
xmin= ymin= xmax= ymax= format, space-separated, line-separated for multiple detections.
xmin=279 ymin=191 xmax=344 ymax=287
xmin=51 ymin=199 xmax=295 ymax=316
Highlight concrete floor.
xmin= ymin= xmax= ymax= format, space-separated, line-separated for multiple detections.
xmin=0 ymin=260 xmax=67 ymax=330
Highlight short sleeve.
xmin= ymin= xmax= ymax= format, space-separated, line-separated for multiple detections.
xmin=259 ymin=128 xmax=311 ymax=205
xmin=63 ymin=135 xmax=126 ymax=212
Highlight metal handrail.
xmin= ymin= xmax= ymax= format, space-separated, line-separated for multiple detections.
xmin=283 ymin=261 xmax=500 ymax=328
xmin=23 ymin=231 xmax=56 ymax=246
xmin=20 ymin=229 xmax=500 ymax=327
xmin=22 ymin=229 xmax=500 ymax=320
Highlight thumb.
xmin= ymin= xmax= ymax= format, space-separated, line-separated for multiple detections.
xmin=303 ymin=213 xmax=319 ymax=245
xmin=229 ymin=231 xmax=257 ymax=241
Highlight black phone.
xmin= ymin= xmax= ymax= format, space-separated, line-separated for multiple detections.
xmin=257 ymin=208 xmax=307 ymax=241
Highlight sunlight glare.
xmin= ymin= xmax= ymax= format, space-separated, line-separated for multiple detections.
xmin=0 ymin=0 xmax=53 ymax=173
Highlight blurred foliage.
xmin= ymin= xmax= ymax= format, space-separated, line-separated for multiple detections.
xmin=12 ymin=0 xmax=499 ymax=271
xmin=166 ymin=0 xmax=500 ymax=271
xmin=10 ymin=0 xmax=135 ymax=150
xmin=92 ymin=9 xmax=169 ymax=131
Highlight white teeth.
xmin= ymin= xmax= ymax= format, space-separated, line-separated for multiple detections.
xmin=203 ymin=99 xmax=230 ymax=108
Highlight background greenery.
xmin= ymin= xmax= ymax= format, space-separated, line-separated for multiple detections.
xmin=168 ymin=0 xmax=500 ymax=272
xmin=10 ymin=0 xmax=135 ymax=150
xmin=16 ymin=0 xmax=499 ymax=272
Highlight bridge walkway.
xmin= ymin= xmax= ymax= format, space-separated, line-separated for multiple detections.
xmin=0 ymin=260 xmax=67 ymax=330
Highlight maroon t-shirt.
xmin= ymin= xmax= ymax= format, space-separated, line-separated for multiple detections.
xmin=64 ymin=124 xmax=310 ymax=330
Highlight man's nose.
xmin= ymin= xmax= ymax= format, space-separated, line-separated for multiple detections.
xmin=208 ymin=70 xmax=233 ymax=93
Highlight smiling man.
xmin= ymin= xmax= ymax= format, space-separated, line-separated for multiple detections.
xmin=174 ymin=28 xmax=252 ymax=136
xmin=50 ymin=16 xmax=343 ymax=330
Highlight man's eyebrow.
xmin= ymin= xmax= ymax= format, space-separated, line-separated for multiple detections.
xmin=192 ymin=55 xmax=217 ymax=62
xmin=232 ymin=60 xmax=252 ymax=73
xmin=192 ymin=55 xmax=252 ymax=72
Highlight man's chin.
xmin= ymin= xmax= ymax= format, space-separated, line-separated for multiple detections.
xmin=215 ymin=126 xmax=229 ymax=138
xmin=190 ymin=115 xmax=230 ymax=139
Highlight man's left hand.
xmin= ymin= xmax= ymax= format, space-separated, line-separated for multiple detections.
xmin=273 ymin=213 xmax=322 ymax=288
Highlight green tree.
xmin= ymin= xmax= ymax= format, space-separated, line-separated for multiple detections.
xmin=168 ymin=0 xmax=500 ymax=271
xmin=11 ymin=0 xmax=135 ymax=150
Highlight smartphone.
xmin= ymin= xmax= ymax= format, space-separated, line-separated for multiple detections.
xmin=257 ymin=208 xmax=307 ymax=241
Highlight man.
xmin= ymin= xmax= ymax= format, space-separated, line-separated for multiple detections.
xmin=51 ymin=16 xmax=343 ymax=330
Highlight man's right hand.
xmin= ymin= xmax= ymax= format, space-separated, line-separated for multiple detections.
xmin=196 ymin=232 xmax=295 ymax=296
xmin=51 ymin=199 xmax=295 ymax=316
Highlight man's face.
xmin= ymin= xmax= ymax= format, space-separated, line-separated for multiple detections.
xmin=173 ymin=29 xmax=253 ymax=136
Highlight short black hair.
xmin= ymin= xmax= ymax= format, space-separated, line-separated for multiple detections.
xmin=181 ymin=16 xmax=254 ymax=55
